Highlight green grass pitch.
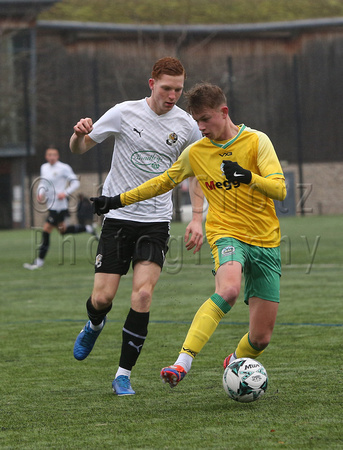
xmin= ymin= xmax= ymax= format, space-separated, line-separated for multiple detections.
xmin=0 ymin=215 xmax=342 ymax=449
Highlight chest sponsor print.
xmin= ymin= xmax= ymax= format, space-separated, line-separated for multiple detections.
xmin=131 ymin=151 xmax=172 ymax=174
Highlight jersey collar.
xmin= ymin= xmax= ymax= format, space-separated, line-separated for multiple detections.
xmin=210 ymin=124 xmax=246 ymax=149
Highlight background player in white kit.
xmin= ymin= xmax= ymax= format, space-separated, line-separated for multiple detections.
xmin=23 ymin=147 xmax=96 ymax=270
xmin=70 ymin=57 xmax=204 ymax=395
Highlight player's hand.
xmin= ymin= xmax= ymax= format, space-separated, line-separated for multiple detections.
xmin=184 ymin=219 xmax=204 ymax=254
xmin=90 ymin=195 xmax=123 ymax=216
xmin=221 ymin=160 xmax=252 ymax=184
xmin=73 ymin=117 xmax=93 ymax=137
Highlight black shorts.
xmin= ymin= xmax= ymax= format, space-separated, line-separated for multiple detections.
xmin=94 ymin=218 xmax=170 ymax=275
xmin=46 ymin=210 xmax=70 ymax=226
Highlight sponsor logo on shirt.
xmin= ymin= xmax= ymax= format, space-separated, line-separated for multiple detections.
xmin=131 ymin=151 xmax=172 ymax=174
xmin=205 ymin=179 xmax=240 ymax=191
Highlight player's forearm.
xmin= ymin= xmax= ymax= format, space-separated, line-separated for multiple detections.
xmin=65 ymin=178 xmax=80 ymax=196
xmin=250 ymin=173 xmax=287 ymax=201
xmin=69 ymin=134 xmax=93 ymax=155
xmin=120 ymin=172 xmax=176 ymax=206
xmin=188 ymin=177 xmax=204 ymax=221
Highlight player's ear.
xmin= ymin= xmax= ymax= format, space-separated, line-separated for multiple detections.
xmin=221 ymin=106 xmax=229 ymax=118
xmin=148 ymin=78 xmax=155 ymax=91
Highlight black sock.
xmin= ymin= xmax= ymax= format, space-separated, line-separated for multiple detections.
xmin=119 ymin=308 xmax=149 ymax=371
xmin=38 ymin=231 xmax=50 ymax=259
xmin=86 ymin=297 xmax=112 ymax=326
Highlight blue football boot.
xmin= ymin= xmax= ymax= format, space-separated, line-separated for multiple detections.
xmin=73 ymin=317 xmax=106 ymax=361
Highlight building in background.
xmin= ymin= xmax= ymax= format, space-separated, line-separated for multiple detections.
xmin=1 ymin=9 xmax=343 ymax=228
xmin=0 ymin=0 xmax=60 ymax=228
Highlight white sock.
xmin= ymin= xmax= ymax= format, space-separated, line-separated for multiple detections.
xmin=85 ymin=224 xmax=93 ymax=233
xmin=35 ymin=258 xmax=44 ymax=267
xmin=231 ymin=352 xmax=237 ymax=363
xmin=89 ymin=320 xmax=104 ymax=331
xmin=174 ymin=353 xmax=193 ymax=373
xmin=115 ymin=367 xmax=131 ymax=379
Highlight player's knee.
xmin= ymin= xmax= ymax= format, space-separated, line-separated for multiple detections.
xmin=219 ymin=285 xmax=240 ymax=306
xmin=139 ymin=288 xmax=152 ymax=306
xmin=133 ymin=288 xmax=152 ymax=310
xmin=92 ymin=292 xmax=113 ymax=310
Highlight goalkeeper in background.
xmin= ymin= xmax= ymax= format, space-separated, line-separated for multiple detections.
xmin=91 ymin=82 xmax=287 ymax=388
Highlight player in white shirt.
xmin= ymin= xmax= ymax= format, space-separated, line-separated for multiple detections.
xmin=23 ymin=147 xmax=95 ymax=270
xmin=70 ymin=57 xmax=204 ymax=396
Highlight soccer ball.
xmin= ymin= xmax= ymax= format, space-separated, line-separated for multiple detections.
xmin=222 ymin=357 xmax=268 ymax=403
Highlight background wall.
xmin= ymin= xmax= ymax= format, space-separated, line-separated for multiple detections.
xmin=1 ymin=19 xmax=343 ymax=227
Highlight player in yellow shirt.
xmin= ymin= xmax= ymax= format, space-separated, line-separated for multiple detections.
xmin=90 ymin=82 xmax=287 ymax=388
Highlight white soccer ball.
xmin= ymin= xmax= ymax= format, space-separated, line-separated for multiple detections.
xmin=222 ymin=357 xmax=268 ymax=403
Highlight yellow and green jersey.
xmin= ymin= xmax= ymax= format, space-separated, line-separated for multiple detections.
xmin=121 ymin=124 xmax=286 ymax=248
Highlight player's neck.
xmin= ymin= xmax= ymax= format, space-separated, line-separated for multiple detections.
xmin=146 ymin=96 xmax=173 ymax=116
xmin=216 ymin=122 xmax=239 ymax=142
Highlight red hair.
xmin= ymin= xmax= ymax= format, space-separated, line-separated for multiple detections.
xmin=151 ymin=57 xmax=186 ymax=80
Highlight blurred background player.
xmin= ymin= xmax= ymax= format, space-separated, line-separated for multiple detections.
xmin=89 ymin=82 xmax=287 ymax=389
xmin=70 ymin=57 xmax=204 ymax=396
xmin=76 ymin=193 xmax=94 ymax=227
xmin=23 ymin=147 xmax=96 ymax=270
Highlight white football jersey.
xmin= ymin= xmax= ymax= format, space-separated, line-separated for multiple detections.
xmin=38 ymin=161 xmax=80 ymax=212
xmin=89 ymin=98 xmax=202 ymax=222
